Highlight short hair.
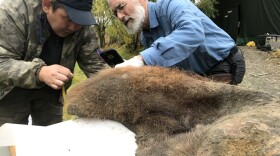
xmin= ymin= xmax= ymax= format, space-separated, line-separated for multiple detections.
xmin=50 ymin=0 xmax=64 ymax=11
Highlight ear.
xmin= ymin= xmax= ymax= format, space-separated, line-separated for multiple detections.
xmin=42 ymin=0 xmax=52 ymax=13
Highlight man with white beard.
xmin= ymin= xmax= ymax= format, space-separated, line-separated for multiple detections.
xmin=107 ymin=0 xmax=246 ymax=85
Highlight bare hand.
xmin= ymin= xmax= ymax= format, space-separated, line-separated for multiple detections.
xmin=38 ymin=64 xmax=73 ymax=90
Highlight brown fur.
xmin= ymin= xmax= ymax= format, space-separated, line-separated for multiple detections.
xmin=66 ymin=66 xmax=280 ymax=155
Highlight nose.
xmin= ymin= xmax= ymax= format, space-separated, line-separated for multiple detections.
xmin=68 ymin=22 xmax=82 ymax=32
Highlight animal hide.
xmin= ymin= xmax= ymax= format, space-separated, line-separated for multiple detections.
xmin=66 ymin=66 xmax=280 ymax=155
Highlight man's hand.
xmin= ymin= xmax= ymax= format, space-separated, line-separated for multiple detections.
xmin=115 ymin=55 xmax=144 ymax=68
xmin=38 ymin=64 xmax=73 ymax=90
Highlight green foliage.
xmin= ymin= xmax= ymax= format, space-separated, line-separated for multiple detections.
xmin=191 ymin=0 xmax=218 ymax=18
xmin=92 ymin=0 xmax=112 ymax=47
xmin=106 ymin=18 xmax=130 ymax=46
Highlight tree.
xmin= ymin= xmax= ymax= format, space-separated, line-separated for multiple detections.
xmin=191 ymin=0 xmax=218 ymax=18
xmin=92 ymin=0 xmax=111 ymax=47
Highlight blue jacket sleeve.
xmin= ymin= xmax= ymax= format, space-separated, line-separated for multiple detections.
xmin=141 ymin=0 xmax=205 ymax=66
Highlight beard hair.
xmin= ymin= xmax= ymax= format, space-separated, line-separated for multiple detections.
xmin=126 ymin=4 xmax=145 ymax=34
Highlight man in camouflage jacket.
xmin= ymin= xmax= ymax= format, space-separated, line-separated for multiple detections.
xmin=0 ymin=0 xmax=106 ymax=126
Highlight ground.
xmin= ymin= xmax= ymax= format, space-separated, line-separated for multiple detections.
xmin=238 ymin=46 xmax=280 ymax=96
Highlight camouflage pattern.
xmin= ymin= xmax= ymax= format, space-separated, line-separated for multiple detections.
xmin=0 ymin=0 xmax=106 ymax=100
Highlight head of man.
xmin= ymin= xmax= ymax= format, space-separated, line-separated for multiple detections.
xmin=42 ymin=0 xmax=96 ymax=37
xmin=108 ymin=0 xmax=147 ymax=34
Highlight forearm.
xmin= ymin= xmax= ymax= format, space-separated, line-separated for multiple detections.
xmin=0 ymin=57 xmax=46 ymax=88
xmin=77 ymin=47 xmax=107 ymax=78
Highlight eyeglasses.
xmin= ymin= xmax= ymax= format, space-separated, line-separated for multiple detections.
xmin=113 ymin=2 xmax=126 ymax=17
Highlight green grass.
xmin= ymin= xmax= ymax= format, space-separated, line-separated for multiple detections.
xmin=71 ymin=64 xmax=87 ymax=85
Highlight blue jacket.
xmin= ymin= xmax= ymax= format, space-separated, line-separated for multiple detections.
xmin=140 ymin=0 xmax=236 ymax=74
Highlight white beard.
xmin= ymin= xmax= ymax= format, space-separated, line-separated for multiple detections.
xmin=126 ymin=4 xmax=145 ymax=34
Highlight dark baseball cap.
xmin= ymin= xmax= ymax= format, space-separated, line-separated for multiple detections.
xmin=57 ymin=0 xmax=96 ymax=26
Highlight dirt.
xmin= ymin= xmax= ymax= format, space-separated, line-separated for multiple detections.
xmin=238 ymin=46 xmax=280 ymax=96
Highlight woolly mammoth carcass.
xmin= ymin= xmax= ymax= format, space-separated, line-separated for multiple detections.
xmin=66 ymin=66 xmax=280 ymax=155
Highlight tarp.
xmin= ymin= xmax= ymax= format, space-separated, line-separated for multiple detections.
xmin=213 ymin=0 xmax=280 ymax=44
xmin=212 ymin=0 xmax=240 ymax=42
xmin=239 ymin=0 xmax=280 ymax=38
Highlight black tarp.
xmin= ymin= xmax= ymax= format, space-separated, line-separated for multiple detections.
xmin=239 ymin=0 xmax=280 ymax=38
xmin=213 ymin=0 xmax=280 ymax=44
xmin=212 ymin=0 xmax=240 ymax=42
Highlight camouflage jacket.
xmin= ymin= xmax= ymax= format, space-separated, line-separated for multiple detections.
xmin=0 ymin=0 xmax=106 ymax=100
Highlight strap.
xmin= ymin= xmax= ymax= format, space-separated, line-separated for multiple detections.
xmin=225 ymin=46 xmax=239 ymax=84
